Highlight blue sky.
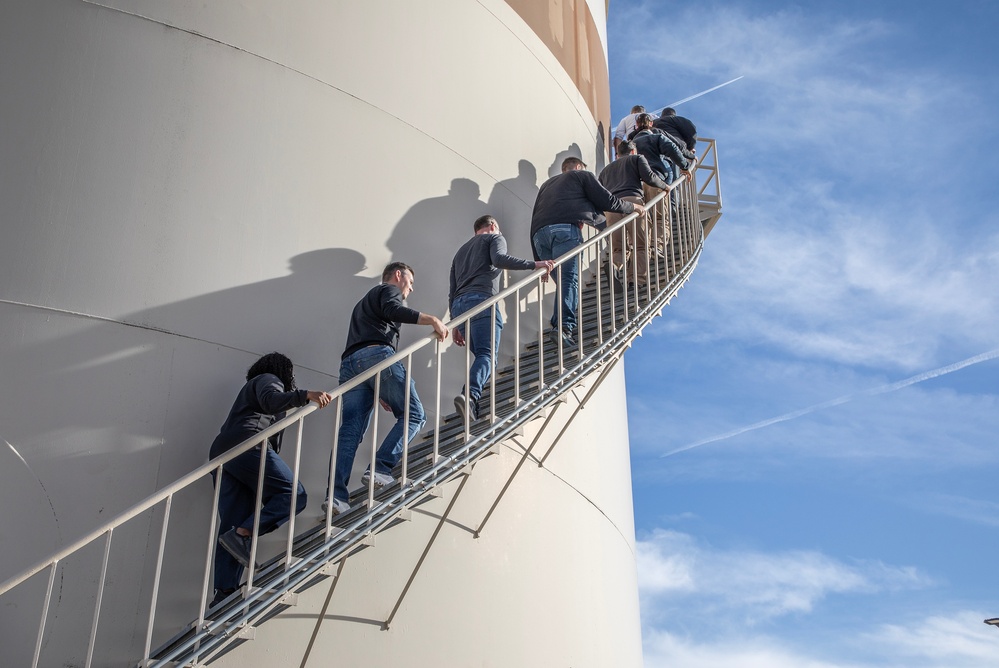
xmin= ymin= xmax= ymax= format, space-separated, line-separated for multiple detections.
xmin=608 ymin=2 xmax=999 ymax=665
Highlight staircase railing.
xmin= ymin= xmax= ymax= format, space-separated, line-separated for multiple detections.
xmin=0 ymin=140 xmax=721 ymax=668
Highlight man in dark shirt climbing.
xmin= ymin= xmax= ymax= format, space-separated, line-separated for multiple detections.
xmin=325 ymin=262 xmax=448 ymax=515
xmin=598 ymin=140 xmax=669 ymax=288
xmin=449 ymin=215 xmax=553 ymax=422
xmin=530 ymin=157 xmax=644 ymax=345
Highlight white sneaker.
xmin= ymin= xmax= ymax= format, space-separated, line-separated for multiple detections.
xmin=361 ymin=470 xmax=395 ymax=488
xmin=321 ymin=498 xmax=350 ymax=516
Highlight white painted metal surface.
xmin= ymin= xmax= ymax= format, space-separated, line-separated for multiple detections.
xmin=0 ymin=1 xmax=721 ymax=666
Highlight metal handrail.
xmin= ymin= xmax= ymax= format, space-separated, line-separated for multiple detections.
xmin=0 ymin=139 xmax=718 ymax=668
xmin=154 ymin=187 xmax=706 ymax=667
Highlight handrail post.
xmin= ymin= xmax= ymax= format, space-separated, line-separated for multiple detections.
xmin=536 ymin=276 xmax=544 ymax=389
xmin=433 ymin=339 xmax=442 ymax=462
xmin=489 ymin=302 xmax=497 ymax=420
xmin=193 ymin=463 xmax=223 ymax=662
xmin=326 ymin=395 xmax=343 ymax=539
xmin=596 ymin=238 xmax=604 ymax=344
xmin=575 ymin=246 xmax=583 ymax=357
xmin=84 ymin=529 xmax=113 ymax=668
xmin=142 ymin=495 xmax=173 ymax=666
xmin=463 ymin=314 xmax=471 ymax=437
xmin=513 ymin=288 xmax=521 ymax=405
xmin=555 ymin=262 xmax=564 ymax=373
xmin=401 ymin=355 xmax=412 ymax=487
xmin=284 ymin=419 xmax=305 ymax=571
xmin=31 ymin=562 xmax=57 ymax=668
xmin=368 ymin=372 xmax=381 ymax=511
xmin=246 ymin=442 xmax=268 ymax=590
xmin=608 ymin=230 xmax=617 ymax=333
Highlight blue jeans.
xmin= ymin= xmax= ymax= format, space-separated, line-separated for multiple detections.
xmin=451 ymin=292 xmax=503 ymax=403
xmin=212 ymin=444 xmax=307 ymax=591
xmin=532 ymin=224 xmax=583 ymax=332
xmin=331 ymin=345 xmax=425 ymax=502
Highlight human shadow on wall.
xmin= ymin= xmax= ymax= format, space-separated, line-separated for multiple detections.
xmin=0 ymin=246 xmax=373 ymax=558
xmin=0 ymin=246 xmax=378 ymax=660
xmin=386 ymin=177 xmax=490 ymax=320
xmin=486 ymin=159 xmax=541 ymax=262
xmin=595 ymin=121 xmax=607 ymax=174
xmin=546 ymin=142 xmax=582 ymax=178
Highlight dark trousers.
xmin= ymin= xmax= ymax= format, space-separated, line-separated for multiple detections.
xmin=212 ymin=444 xmax=307 ymax=591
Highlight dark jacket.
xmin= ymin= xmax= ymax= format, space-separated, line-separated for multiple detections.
xmin=633 ymin=129 xmax=691 ymax=180
xmin=630 ymin=127 xmax=696 ymax=162
xmin=342 ymin=283 xmax=421 ymax=359
xmin=653 ymin=114 xmax=697 ymax=151
xmin=597 ymin=154 xmax=669 ymax=199
xmin=449 ymin=233 xmax=534 ymax=308
xmin=529 ymin=170 xmax=635 ymax=242
xmin=210 ymin=373 xmax=309 ymax=455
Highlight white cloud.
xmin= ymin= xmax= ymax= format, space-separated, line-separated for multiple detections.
xmin=644 ymin=619 xmax=999 ymax=668
xmin=637 ymin=530 xmax=929 ymax=624
xmin=867 ymin=611 xmax=999 ymax=665
xmin=627 ymin=352 xmax=999 ymax=476
xmin=613 ymin=3 xmax=999 ymax=371
xmin=910 ymin=493 xmax=999 ymax=528
xmin=636 ymin=531 xmax=998 ymax=668
xmin=643 ymin=630 xmax=863 ymax=668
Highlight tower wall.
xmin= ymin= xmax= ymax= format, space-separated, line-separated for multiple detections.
xmin=0 ymin=1 xmax=639 ymax=665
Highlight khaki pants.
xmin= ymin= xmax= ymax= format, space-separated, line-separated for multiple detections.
xmin=605 ymin=195 xmax=649 ymax=284
xmin=642 ymin=183 xmax=672 ymax=256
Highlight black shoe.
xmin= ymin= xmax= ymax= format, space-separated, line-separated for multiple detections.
xmin=209 ymin=588 xmax=236 ymax=610
xmin=547 ymin=327 xmax=575 ymax=348
xmin=219 ymin=529 xmax=256 ymax=569
xmin=550 ymin=326 xmax=577 ymax=348
xmin=612 ymin=267 xmax=625 ymax=292
xmin=454 ymin=394 xmax=479 ymax=422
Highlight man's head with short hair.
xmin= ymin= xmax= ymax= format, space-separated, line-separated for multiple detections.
xmin=636 ymin=113 xmax=653 ymax=129
xmin=382 ymin=261 xmax=416 ymax=297
xmin=382 ymin=261 xmax=414 ymax=282
xmin=662 ymin=107 xmax=677 ymax=117
xmin=616 ymin=140 xmax=637 ymax=157
xmin=474 ymin=215 xmax=499 ymax=233
xmin=630 ymin=105 xmax=645 ymax=114
xmin=561 ymin=157 xmax=587 ymax=173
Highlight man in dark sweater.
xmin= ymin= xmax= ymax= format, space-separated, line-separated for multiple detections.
xmin=653 ymin=107 xmax=697 ymax=153
xmin=598 ymin=141 xmax=669 ymax=286
xmin=530 ymin=157 xmax=644 ymax=344
xmin=632 ymin=113 xmax=692 ymax=186
xmin=326 ymin=262 xmax=448 ymax=514
xmin=449 ymin=215 xmax=553 ymax=422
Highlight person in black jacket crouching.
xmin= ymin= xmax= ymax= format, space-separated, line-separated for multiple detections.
xmin=210 ymin=352 xmax=332 ymax=607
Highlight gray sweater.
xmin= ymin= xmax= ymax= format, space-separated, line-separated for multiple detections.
xmin=449 ymin=233 xmax=534 ymax=308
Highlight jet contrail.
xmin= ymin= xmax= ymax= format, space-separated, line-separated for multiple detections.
xmin=650 ymin=76 xmax=744 ymax=117
xmin=661 ymin=347 xmax=999 ymax=458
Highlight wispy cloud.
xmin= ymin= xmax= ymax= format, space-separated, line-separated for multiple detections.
xmin=644 ymin=619 xmax=999 ymax=668
xmin=626 ymin=352 xmax=999 ymax=479
xmin=866 ymin=611 xmax=999 ymax=665
xmin=908 ymin=493 xmax=999 ymax=528
xmin=643 ymin=630 xmax=863 ymax=668
xmin=613 ymin=3 xmax=999 ymax=371
xmin=669 ymin=186 xmax=999 ymax=369
xmin=637 ymin=530 xmax=929 ymax=625
xmin=636 ymin=531 xmax=998 ymax=667
xmin=662 ymin=349 xmax=999 ymax=457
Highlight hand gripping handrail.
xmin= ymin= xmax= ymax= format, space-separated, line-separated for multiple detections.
xmin=0 ymin=140 xmax=719 ymax=668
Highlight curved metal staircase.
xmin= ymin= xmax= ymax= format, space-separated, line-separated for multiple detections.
xmin=0 ymin=141 xmax=722 ymax=668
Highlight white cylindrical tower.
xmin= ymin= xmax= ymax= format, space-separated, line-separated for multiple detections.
xmin=0 ymin=1 xmax=641 ymax=665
